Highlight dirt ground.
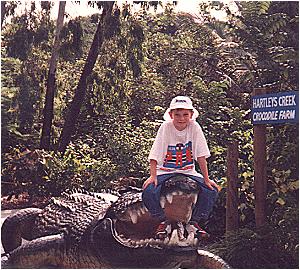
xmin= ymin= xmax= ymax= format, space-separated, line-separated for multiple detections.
xmin=1 ymin=193 xmax=50 ymax=210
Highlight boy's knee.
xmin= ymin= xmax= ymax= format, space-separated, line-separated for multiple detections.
xmin=211 ymin=188 xmax=218 ymax=200
xmin=142 ymin=184 xmax=155 ymax=199
xmin=200 ymin=186 xmax=218 ymax=198
xmin=208 ymin=187 xmax=218 ymax=197
xmin=211 ymin=187 xmax=218 ymax=194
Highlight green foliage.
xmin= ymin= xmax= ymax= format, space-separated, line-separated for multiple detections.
xmin=1 ymin=1 xmax=20 ymax=26
xmin=208 ymin=225 xmax=298 ymax=268
xmin=1 ymin=57 xmax=23 ymax=152
xmin=270 ymin=206 xmax=299 ymax=259
xmin=74 ymin=113 xmax=158 ymax=189
xmin=44 ymin=143 xmax=108 ymax=192
xmin=229 ymin=1 xmax=298 ymax=88
xmin=205 ymin=188 xmax=227 ymax=237
xmin=5 ymin=17 xmax=34 ymax=60
xmin=1 ymin=148 xmax=55 ymax=197
xmin=4 ymin=3 xmax=54 ymax=60
xmin=104 ymin=7 xmax=121 ymax=39
xmin=207 ymin=0 xmax=299 ymax=231
xmin=1 ymin=4 xmax=55 ymax=151
xmin=1 ymin=53 xmax=50 ymax=152
xmin=60 ymin=18 xmax=84 ymax=60
xmin=1 ymin=145 xmax=110 ymax=197
xmin=16 ymin=49 xmax=50 ymax=132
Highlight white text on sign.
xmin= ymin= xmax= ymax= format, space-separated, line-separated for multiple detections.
xmin=252 ymin=94 xmax=296 ymax=109
xmin=251 ymin=91 xmax=298 ymax=125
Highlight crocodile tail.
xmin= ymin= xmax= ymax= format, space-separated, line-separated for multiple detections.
xmin=2 ymin=233 xmax=65 ymax=268
xmin=197 ymin=250 xmax=231 ymax=269
xmin=1 ymin=208 xmax=42 ymax=253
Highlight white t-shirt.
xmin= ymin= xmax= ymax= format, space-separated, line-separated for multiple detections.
xmin=148 ymin=120 xmax=210 ymax=177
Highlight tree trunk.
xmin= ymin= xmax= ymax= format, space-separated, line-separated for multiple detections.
xmin=226 ymin=140 xmax=239 ymax=232
xmin=58 ymin=1 xmax=114 ymax=153
xmin=40 ymin=1 xmax=66 ymax=150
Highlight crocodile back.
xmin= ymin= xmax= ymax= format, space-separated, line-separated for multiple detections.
xmin=32 ymin=192 xmax=112 ymax=243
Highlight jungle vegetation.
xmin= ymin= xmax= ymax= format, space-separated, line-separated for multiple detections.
xmin=1 ymin=1 xmax=298 ymax=268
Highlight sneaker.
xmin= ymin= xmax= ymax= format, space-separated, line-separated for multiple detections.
xmin=186 ymin=221 xmax=210 ymax=239
xmin=155 ymin=221 xmax=171 ymax=239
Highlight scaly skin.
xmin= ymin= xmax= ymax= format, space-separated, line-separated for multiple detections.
xmin=1 ymin=176 xmax=230 ymax=268
xmin=2 ymin=208 xmax=42 ymax=253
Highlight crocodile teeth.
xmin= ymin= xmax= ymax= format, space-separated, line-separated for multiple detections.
xmin=154 ymin=239 xmax=161 ymax=244
xmin=128 ymin=210 xmax=138 ymax=224
xmin=148 ymin=238 xmax=156 ymax=244
xmin=163 ymin=237 xmax=169 ymax=245
xmin=143 ymin=206 xmax=149 ymax=214
xmin=166 ymin=194 xmax=173 ymax=204
xmin=138 ymin=239 xmax=146 ymax=245
xmin=130 ymin=240 xmax=137 ymax=246
xmin=193 ymin=237 xmax=198 ymax=246
xmin=168 ymin=230 xmax=179 ymax=245
xmin=160 ymin=197 xmax=166 ymax=208
xmin=136 ymin=208 xmax=142 ymax=217
xmin=136 ymin=206 xmax=148 ymax=216
xmin=186 ymin=210 xmax=192 ymax=222
xmin=191 ymin=193 xmax=198 ymax=204
xmin=187 ymin=232 xmax=195 ymax=244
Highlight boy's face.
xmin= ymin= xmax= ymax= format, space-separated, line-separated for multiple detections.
xmin=169 ymin=109 xmax=193 ymax=131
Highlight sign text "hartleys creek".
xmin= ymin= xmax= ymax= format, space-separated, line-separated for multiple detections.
xmin=252 ymin=91 xmax=298 ymax=125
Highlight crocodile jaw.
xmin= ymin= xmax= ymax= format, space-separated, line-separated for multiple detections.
xmin=109 ymin=191 xmax=199 ymax=249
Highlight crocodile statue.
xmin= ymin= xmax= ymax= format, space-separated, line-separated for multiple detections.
xmin=1 ymin=174 xmax=230 ymax=268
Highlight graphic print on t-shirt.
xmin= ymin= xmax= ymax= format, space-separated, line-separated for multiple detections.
xmin=163 ymin=141 xmax=193 ymax=170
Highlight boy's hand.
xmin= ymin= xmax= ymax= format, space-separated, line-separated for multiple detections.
xmin=205 ymin=178 xmax=221 ymax=192
xmin=142 ymin=175 xmax=157 ymax=190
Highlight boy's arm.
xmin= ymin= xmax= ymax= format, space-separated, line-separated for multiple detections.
xmin=142 ymin=159 xmax=158 ymax=189
xmin=197 ymin=156 xmax=220 ymax=191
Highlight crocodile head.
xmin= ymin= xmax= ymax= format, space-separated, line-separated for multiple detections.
xmin=91 ymin=175 xmax=206 ymax=267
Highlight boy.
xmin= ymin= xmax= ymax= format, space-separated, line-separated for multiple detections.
xmin=142 ymin=96 xmax=219 ymax=240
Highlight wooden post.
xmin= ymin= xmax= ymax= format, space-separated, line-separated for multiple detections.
xmin=253 ymin=87 xmax=267 ymax=227
xmin=226 ymin=140 xmax=239 ymax=232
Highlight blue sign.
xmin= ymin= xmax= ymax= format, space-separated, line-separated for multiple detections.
xmin=252 ymin=91 xmax=299 ymax=125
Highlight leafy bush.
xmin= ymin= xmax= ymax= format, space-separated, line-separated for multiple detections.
xmin=207 ymin=225 xmax=298 ymax=269
xmin=1 ymin=145 xmax=110 ymax=197
xmin=1 ymin=147 xmax=56 ymax=197
xmin=1 ymin=123 xmax=154 ymax=197
xmin=204 ymin=188 xmax=227 ymax=238
xmin=270 ymin=206 xmax=299 ymax=261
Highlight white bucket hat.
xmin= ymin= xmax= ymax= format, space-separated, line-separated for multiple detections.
xmin=163 ymin=96 xmax=199 ymax=121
